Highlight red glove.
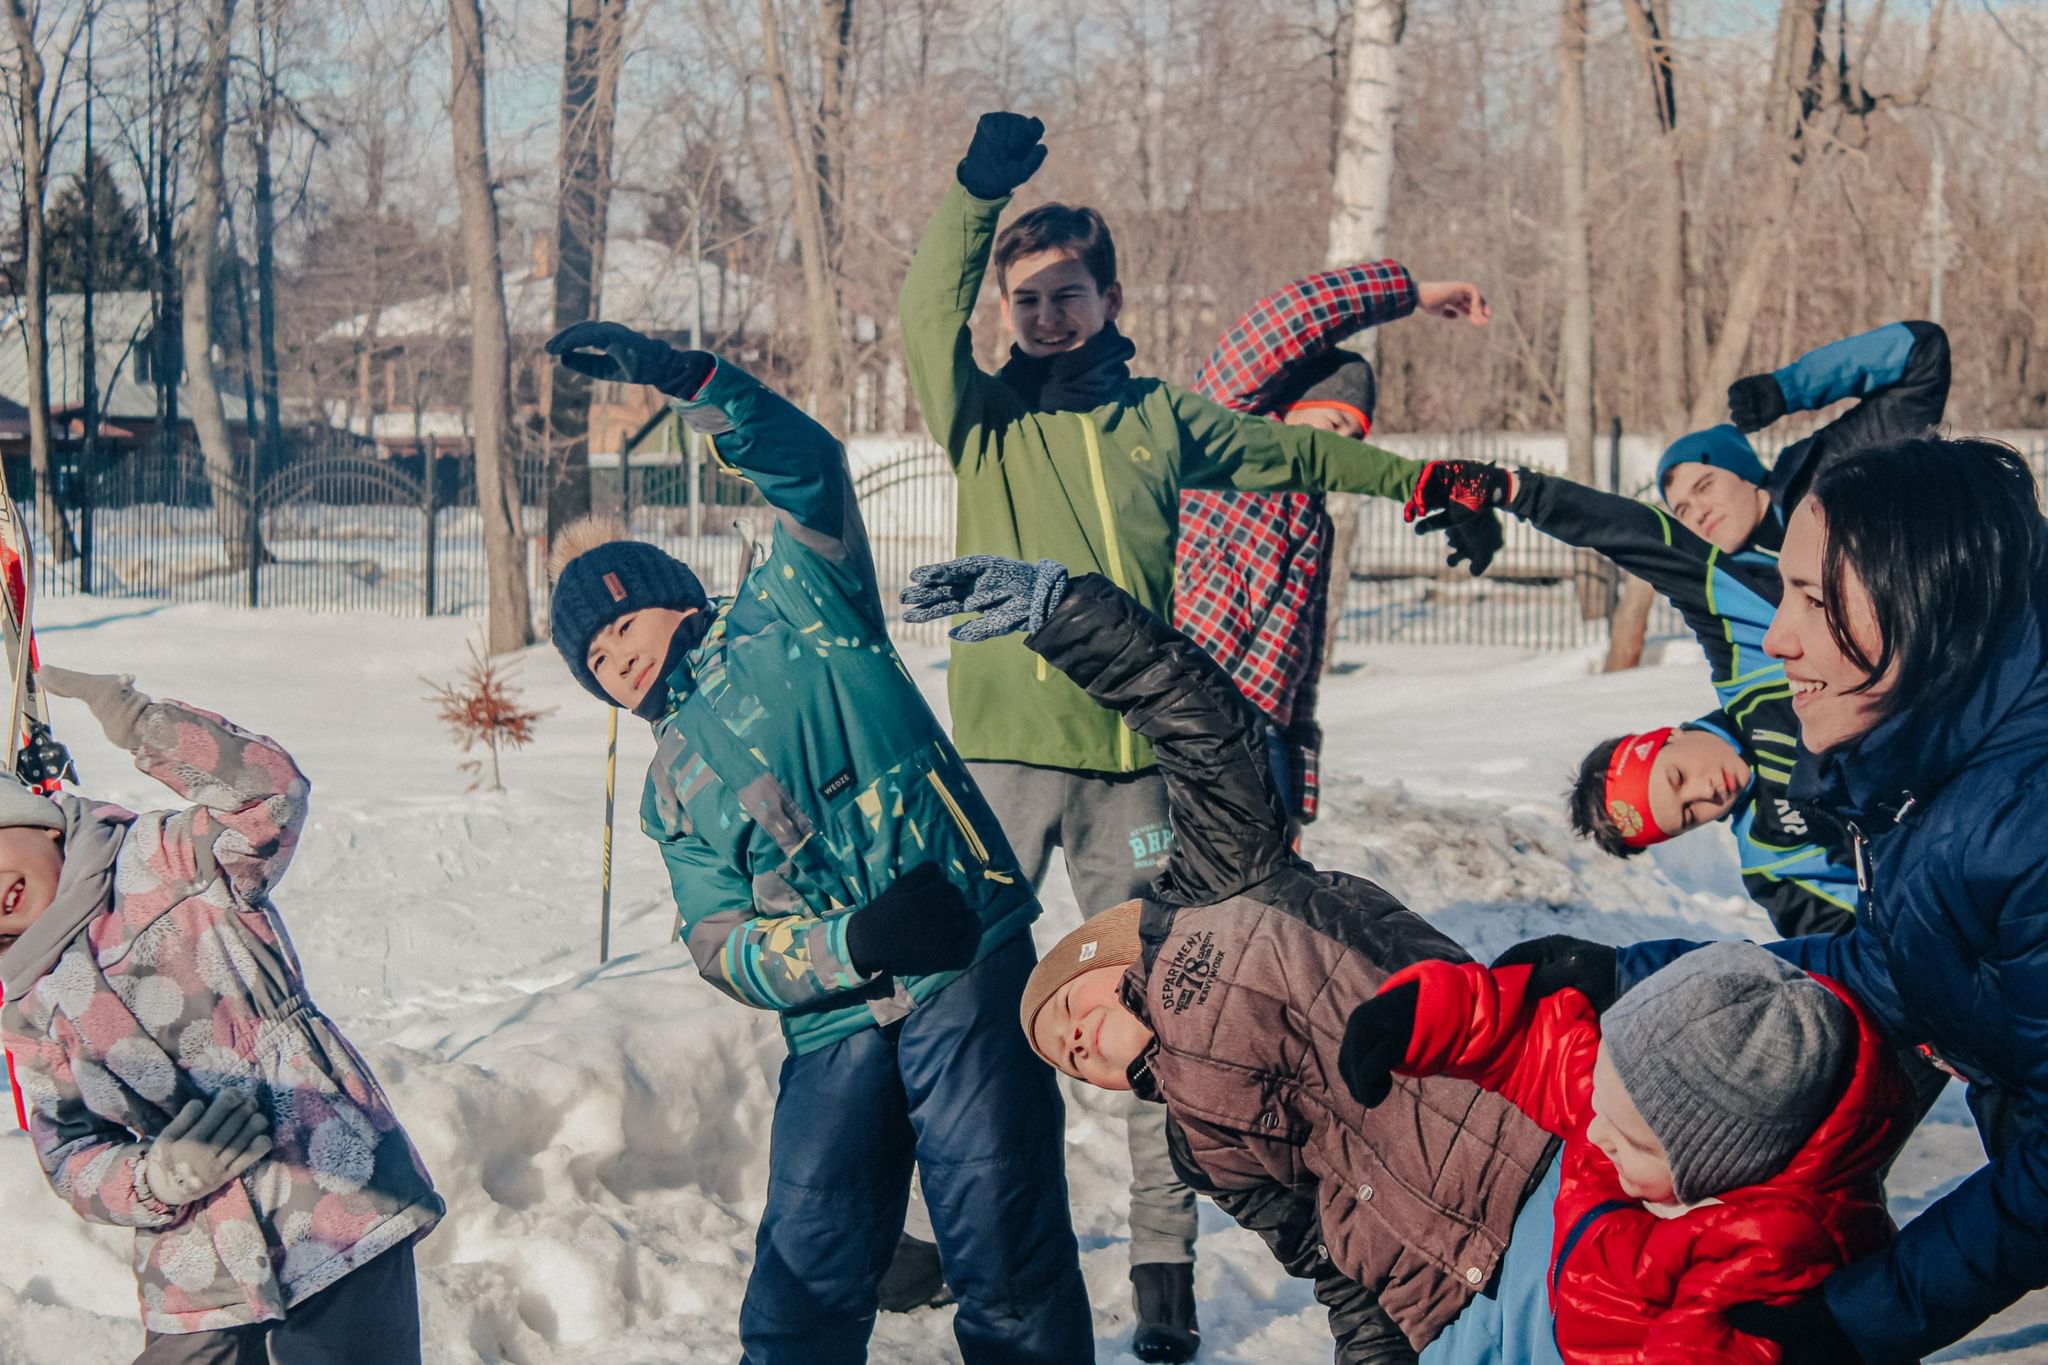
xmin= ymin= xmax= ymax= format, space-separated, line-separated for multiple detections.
xmin=1402 ymin=460 xmax=1512 ymax=532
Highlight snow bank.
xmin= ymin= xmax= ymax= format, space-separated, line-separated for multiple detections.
xmin=0 ymin=602 xmax=2039 ymax=1361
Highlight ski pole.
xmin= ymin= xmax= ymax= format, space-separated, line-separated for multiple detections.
xmin=599 ymin=702 xmax=618 ymax=966
xmin=671 ymin=519 xmax=762 ymax=946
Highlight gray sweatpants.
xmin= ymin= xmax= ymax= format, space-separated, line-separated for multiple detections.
xmin=968 ymin=760 xmax=1197 ymax=1268
xmin=133 ymin=1243 xmax=421 ymax=1365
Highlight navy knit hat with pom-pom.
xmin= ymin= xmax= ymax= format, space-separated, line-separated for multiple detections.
xmin=549 ymin=518 xmax=709 ymax=703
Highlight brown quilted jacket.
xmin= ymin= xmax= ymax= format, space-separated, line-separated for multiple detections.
xmin=1028 ymin=575 xmax=1556 ymax=1355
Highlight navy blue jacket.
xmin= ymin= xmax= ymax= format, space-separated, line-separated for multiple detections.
xmin=1620 ymin=539 xmax=2048 ymax=1362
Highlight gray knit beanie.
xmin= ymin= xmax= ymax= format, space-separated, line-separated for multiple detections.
xmin=1602 ymin=940 xmax=1852 ymax=1204
xmin=0 ymin=776 xmax=62 ymax=832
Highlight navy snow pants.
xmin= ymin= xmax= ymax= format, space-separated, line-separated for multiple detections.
xmin=738 ymin=931 xmax=1095 ymax=1364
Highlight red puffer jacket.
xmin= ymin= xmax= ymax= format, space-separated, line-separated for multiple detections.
xmin=1383 ymin=959 xmax=1911 ymax=1364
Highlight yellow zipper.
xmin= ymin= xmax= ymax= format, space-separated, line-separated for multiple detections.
xmin=926 ymin=771 xmax=990 ymax=863
xmin=1076 ymin=412 xmax=1136 ymax=772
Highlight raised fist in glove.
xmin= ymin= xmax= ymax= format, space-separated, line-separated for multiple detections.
xmin=901 ymin=555 xmax=1070 ymax=642
xmin=1339 ymin=979 xmax=1420 ymax=1108
xmin=545 ymin=321 xmax=715 ymax=400
xmin=1491 ymin=935 xmax=1619 ymax=1014
xmin=846 ymin=862 xmax=984 ymax=978
xmin=138 ymin=1090 xmax=271 ymax=1208
xmin=39 ymin=665 xmax=150 ymax=749
xmin=957 ymin=111 xmax=1047 ymax=201
xmin=1727 ymin=373 xmax=1788 ymax=433
xmin=1725 ymin=1292 xmax=1863 ymax=1364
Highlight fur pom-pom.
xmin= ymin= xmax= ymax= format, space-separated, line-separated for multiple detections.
xmin=547 ymin=514 xmax=630 ymax=583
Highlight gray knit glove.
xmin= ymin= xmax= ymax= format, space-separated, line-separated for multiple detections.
xmin=39 ymin=666 xmax=151 ymax=748
xmin=137 ymin=1091 xmax=271 ymax=1208
xmin=901 ymin=556 xmax=1069 ymax=642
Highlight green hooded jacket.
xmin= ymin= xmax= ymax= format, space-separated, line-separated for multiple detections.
xmin=901 ymin=182 xmax=1424 ymax=774
xmin=640 ymin=359 xmax=1037 ymax=1056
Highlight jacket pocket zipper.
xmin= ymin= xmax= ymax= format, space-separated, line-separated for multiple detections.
xmin=926 ymin=770 xmax=990 ymax=864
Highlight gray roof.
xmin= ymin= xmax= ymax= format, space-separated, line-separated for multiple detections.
xmin=0 ymin=291 xmax=174 ymax=421
xmin=327 ymin=238 xmax=776 ymax=344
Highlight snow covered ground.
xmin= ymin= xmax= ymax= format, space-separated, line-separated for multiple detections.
xmin=0 ymin=599 xmax=2042 ymax=1363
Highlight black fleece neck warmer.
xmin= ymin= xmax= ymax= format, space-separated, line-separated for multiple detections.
xmin=998 ymin=322 xmax=1137 ymax=413
xmin=631 ymin=607 xmax=713 ymax=722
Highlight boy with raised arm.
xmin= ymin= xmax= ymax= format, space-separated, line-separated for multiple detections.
xmin=1401 ymin=321 xmax=1948 ymax=940
xmin=899 ymin=109 xmax=1498 ymax=1358
xmin=542 ymin=323 xmax=1091 ymax=1365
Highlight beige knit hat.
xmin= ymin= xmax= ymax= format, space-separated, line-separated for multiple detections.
xmin=1020 ymin=900 xmax=1145 ymax=1063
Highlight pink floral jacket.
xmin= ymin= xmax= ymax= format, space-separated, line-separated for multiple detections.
xmin=0 ymin=692 xmax=441 ymax=1333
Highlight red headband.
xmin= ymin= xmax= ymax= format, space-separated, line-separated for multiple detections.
xmin=1604 ymin=727 xmax=1676 ymax=850
xmin=1284 ymin=399 xmax=1372 ymax=437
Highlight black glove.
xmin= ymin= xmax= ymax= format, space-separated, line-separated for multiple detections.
xmin=956 ymin=112 xmax=1047 ymax=200
xmin=1490 ymin=935 xmax=1619 ymax=1014
xmin=1727 ymin=373 xmax=1788 ymax=433
xmin=1338 ymin=979 xmax=1419 ymax=1109
xmin=1443 ymin=510 xmax=1503 ymax=577
xmin=1725 ymin=1293 xmax=1862 ymax=1364
xmin=845 ymin=862 xmax=984 ymax=978
xmin=1402 ymin=460 xmax=1512 ymax=535
xmin=545 ymin=321 xmax=715 ymax=400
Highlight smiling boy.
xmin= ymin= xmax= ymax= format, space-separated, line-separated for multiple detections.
xmin=899 ymin=111 xmax=1496 ymax=1356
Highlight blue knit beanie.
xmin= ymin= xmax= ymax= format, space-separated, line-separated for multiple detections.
xmin=550 ymin=528 xmax=709 ymax=703
xmin=1656 ymin=424 xmax=1767 ymax=503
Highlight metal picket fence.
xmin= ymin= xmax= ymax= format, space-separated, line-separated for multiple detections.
xmin=12 ymin=430 xmax=2047 ymax=655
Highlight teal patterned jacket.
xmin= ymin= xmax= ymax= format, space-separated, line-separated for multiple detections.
xmin=640 ymin=359 xmax=1038 ymax=1055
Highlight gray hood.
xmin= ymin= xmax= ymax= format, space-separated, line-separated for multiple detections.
xmin=0 ymin=797 xmax=129 ymax=1000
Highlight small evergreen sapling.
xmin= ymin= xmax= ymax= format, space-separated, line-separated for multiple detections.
xmin=424 ymin=641 xmax=552 ymax=791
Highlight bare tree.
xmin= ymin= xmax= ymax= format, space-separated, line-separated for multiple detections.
xmin=1620 ymin=0 xmax=1688 ymax=433
xmin=3 ymin=0 xmax=85 ymax=560
xmin=757 ymin=0 xmax=851 ymax=427
xmin=544 ymin=0 xmax=626 ymax=545
xmin=180 ymin=0 xmax=262 ymax=566
xmin=1321 ymin=0 xmax=1404 ymax=672
xmin=448 ymin=0 xmax=533 ymax=652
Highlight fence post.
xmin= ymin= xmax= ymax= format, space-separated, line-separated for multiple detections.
xmin=76 ymin=463 xmax=92 ymax=596
xmin=245 ymin=481 xmax=260 ymax=609
xmin=423 ymin=445 xmax=438 ymax=618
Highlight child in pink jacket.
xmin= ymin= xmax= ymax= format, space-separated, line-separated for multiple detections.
xmin=0 ymin=666 xmax=441 ymax=1364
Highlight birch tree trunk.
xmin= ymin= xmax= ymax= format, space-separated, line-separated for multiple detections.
xmin=545 ymin=0 xmax=625 ymax=545
xmin=1322 ymin=0 xmax=1405 ymax=672
xmin=181 ymin=0 xmax=257 ymax=567
xmin=449 ymin=0 xmax=534 ymax=652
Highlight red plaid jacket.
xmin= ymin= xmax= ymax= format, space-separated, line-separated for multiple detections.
xmin=1178 ymin=260 xmax=1417 ymax=821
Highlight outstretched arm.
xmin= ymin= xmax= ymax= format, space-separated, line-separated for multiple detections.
xmin=902 ymin=559 xmax=1292 ymax=904
xmin=1757 ymin=321 xmax=1951 ymax=510
xmin=899 ymin=113 xmax=1044 ymax=463
xmin=1190 ymin=261 xmax=1418 ymax=411
xmin=42 ymin=668 xmax=309 ymax=902
xmin=1029 ymin=574 xmax=1294 ymax=905
xmin=1376 ymin=959 xmax=1599 ymax=1137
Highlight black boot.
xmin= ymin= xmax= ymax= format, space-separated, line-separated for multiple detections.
xmin=1131 ymin=1262 xmax=1200 ymax=1362
xmin=876 ymin=1233 xmax=954 ymax=1313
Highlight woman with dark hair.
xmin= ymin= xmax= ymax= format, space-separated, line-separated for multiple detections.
xmin=1500 ymin=434 xmax=2048 ymax=1363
